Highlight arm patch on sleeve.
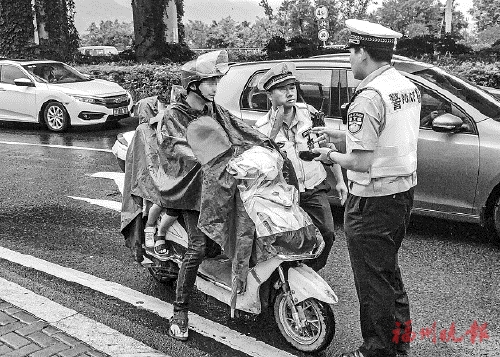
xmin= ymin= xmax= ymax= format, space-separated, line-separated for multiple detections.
xmin=348 ymin=112 xmax=364 ymax=134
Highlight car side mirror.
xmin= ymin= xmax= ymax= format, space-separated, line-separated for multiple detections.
xmin=14 ymin=78 xmax=35 ymax=87
xmin=432 ymin=113 xmax=463 ymax=133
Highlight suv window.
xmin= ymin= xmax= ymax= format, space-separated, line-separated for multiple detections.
xmin=241 ymin=69 xmax=334 ymax=116
xmin=414 ymin=67 xmax=500 ymax=120
xmin=415 ymin=83 xmax=473 ymax=132
xmin=241 ymin=72 xmax=270 ymax=111
xmin=1 ymin=65 xmax=29 ymax=85
xmin=295 ymin=69 xmax=332 ymax=114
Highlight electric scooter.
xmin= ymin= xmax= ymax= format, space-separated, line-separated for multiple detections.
xmin=140 ymin=217 xmax=338 ymax=353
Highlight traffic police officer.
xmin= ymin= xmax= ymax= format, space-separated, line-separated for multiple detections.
xmin=312 ymin=19 xmax=421 ymax=357
xmin=254 ymin=62 xmax=347 ymax=272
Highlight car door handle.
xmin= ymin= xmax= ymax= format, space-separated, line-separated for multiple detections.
xmin=0 ymin=87 xmax=5 ymax=91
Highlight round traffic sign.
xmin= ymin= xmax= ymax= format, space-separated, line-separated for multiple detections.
xmin=315 ymin=6 xmax=328 ymax=19
xmin=318 ymin=29 xmax=330 ymax=41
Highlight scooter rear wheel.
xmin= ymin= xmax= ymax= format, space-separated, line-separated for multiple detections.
xmin=148 ymin=260 xmax=179 ymax=285
xmin=148 ymin=267 xmax=176 ymax=285
xmin=273 ymin=291 xmax=335 ymax=352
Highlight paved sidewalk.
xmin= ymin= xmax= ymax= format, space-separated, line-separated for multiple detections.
xmin=0 ymin=299 xmax=108 ymax=357
xmin=0 ymin=277 xmax=170 ymax=357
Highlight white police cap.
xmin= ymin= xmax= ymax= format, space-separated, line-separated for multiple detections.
xmin=345 ymin=19 xmax=402 ymax=50
xmin=257 ymin=62 xmax=297 ymax=91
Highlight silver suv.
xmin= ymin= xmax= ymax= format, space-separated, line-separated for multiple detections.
xmin=215 ymin=54 xmax=500 ymax=242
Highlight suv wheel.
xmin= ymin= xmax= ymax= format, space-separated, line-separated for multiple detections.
xmin=492 ymin=196 xmax=500 ymax=245
xmin=486 ymin=193 xmax=500 ymax=246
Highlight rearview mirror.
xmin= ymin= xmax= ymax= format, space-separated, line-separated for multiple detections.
xmin=432 ymin=113 xmax=463 ymax=132
xmin=14 ymin=78 xmax=35 ymax=87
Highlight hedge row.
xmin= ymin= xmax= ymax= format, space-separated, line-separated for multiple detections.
xmin=73 ymin=58 xmax=500 ymax=104
xmin=73 ymin=62 xmax=182 ymax=102
xmin=432 ymin=58 xmax=500 ymax=88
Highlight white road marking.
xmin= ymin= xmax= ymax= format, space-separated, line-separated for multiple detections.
xmin=0 ymin=247 xmax=296 ymax=357
xmin=0 ymin=140 xmax=113 ymax=153
xmin=68 ymin=172 xmax=125 ymax=211
xmin=91 ymin=172 xmax=125 ymax=195
xmin=0 ymin=277 xmax=170 ymax=357
xmin=69 ymin=196 xmax=122 ymax=212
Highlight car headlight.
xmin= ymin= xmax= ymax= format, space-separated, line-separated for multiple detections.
xmin=70 ymin=95 xmax=103 ymax=105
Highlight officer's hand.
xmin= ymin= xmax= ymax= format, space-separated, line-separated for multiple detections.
xmin=310 ymin=126 xmax=344 ymax=145
xmin=311 ymin=147 xmax=332 ymax=164
xmin=335 ymin=181 xmax=348 ymax=206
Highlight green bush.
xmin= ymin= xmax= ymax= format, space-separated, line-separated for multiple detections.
xmin=73 ymin=62 xmax=182 ymax=102
xmin=435 ymin=59 xmax=500 ymax=88
xmin=397 ymin=34 xmax=473 ymax=57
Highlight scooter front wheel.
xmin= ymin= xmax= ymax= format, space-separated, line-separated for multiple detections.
xmin=273 ymin=291 xmax=335 ymax=353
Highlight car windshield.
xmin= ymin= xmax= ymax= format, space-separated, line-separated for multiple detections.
xmin=413 ymin=67 xmax=500 ymax=120
xmin=22 ymin=62 xmax=91 ymax=84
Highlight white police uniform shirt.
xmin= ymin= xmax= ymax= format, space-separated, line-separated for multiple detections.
xmin=254 ymin=104 xmax=327 ymax=192
xmin=346 ymin=65 xmax=421 ymax=197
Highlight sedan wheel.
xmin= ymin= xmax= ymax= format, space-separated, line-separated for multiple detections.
xmin=43 ymin=102 xmax=70 ymax=132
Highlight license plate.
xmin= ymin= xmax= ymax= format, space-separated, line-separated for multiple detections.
xmin=113 ymin=107 xmax=128 ymax=115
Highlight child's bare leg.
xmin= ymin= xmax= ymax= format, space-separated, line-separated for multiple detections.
xmin=146 ymin=204 xmax=163 ymax=227
xmin=158 ymin=214 xmax=178 ymax=236
xmin=145 ymin=204 xmax=162 ymax=248
xmin=154 ymin=214 xmax=178 ymax=255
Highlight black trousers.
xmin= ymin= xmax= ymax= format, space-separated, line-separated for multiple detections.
xmin=174 ymin=210 xmax=207 ymax=313
xmin=344 ymin=189 xmax=414 ymax=357
xmin=300 ymin=181 xmax=336 ymax=272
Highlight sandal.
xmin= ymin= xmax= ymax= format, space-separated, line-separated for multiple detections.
xmin=169 ymin=310 xmax=189 ymax=341
xmin=144 ymin=226 xmax=155 ymax=249
xmin=154 ymin=236 xmax=168 ymax=255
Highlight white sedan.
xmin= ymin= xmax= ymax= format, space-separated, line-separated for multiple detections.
xmin=0 ymin=59 xmax=133 ymax=132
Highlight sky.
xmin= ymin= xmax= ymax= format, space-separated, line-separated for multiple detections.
xmin=74 ymin=0 xmax=474 ymax=34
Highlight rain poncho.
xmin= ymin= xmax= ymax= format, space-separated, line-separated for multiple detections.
xmin=121 ymin=94 xmax=286 ymax=275
xmin=121 ymin=92 xmax=318 ymax=296
xmin=227 ymin=146 xmax=322 ymax=261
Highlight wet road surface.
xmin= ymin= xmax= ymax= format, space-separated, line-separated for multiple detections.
xmin=0 ymin=119 xmax=498 ymax=357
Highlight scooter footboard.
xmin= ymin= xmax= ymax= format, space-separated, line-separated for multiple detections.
xmin=287 ymin=265 xmax=338 ymax=304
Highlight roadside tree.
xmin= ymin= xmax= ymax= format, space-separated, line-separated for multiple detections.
xmin=374 ymin=0 xmax=468 ymax=38
xmin=132 ymin=0 xmax=189 ymax=62
xmin=471 ymin=0 xmax=500 ymax=32
xmin=80 ymin=20 xmax=133 ymax=51
xmin=184 ymin=20 xmax=210 ymax=48
xmin=476 ymin=25 xmax=500 ymax=48
xmin=0 ymin=0 xmax=78 ymax=60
